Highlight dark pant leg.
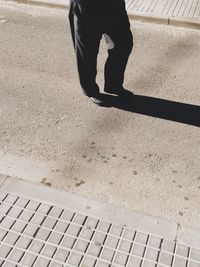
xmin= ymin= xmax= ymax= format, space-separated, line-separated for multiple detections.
xmin=69 ymin=3 xmax=102 ymax=97
xmin=69 ymin=1 xmax=75 ymax=47
xmin=104 ymin=6 xmax=133 ymax=91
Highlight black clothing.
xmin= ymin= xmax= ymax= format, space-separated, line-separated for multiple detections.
xmin=69 ymin=0 xmax=133 ymax=97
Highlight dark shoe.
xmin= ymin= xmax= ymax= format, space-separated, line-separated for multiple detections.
xmin=118 ymin=89 xmax=134 ymax=98
xmin=105 ymin=88 xmax=133 ymax=97
xmin=89 ymin=95 xmax=105 ymax=106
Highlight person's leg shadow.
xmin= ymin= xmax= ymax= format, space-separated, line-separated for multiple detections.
xmin=103 ymin=93 xmax=200 ymax=127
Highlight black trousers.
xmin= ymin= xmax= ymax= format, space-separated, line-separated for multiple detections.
xmin=69 ymin=0 xmax=133 ymax=97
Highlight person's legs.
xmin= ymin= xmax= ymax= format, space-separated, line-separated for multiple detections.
xmin=104 ymin=3 xmax=133 ymax=93
xmin=69 ymin=3 xmax=102 ymax=97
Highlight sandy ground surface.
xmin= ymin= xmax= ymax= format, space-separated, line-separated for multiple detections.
xmin=0 ymin=3 xmax=200 ymax=228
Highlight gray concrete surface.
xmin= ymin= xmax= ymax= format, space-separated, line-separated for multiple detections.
xmin=0 ymin=3 xmax=200 ymax=231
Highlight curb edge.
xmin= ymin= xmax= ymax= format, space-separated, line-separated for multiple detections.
xmin=1 ymin=175 xmax=200 ymax=249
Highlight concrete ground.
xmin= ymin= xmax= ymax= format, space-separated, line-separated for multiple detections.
xmin=0 ymin=3 xmax=200 ymax=231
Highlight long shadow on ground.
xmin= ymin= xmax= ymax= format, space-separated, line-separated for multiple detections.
xmin=103 ymin=94 xmax=200 ymax=127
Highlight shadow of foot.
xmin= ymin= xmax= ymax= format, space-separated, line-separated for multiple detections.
xmin=101 ymin=92 xmax=200 ymax=127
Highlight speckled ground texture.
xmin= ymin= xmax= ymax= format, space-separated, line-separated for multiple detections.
xmin=0 ymin=3 xmax=200 ymax=228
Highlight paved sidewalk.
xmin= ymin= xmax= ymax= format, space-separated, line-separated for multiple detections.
xmin=1 ymin=174 xmax=200 ymax=266
xmin=3 ymin=0 xmax=200 ymax=28
xmin=127 ymin=0 xmax=200 ymax=23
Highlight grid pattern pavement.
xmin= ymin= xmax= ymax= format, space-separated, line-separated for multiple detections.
xmin=0 ymin=191 xmax=200 ymax=267
xmin=126 ymin=0 xmax=200 ymax=19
